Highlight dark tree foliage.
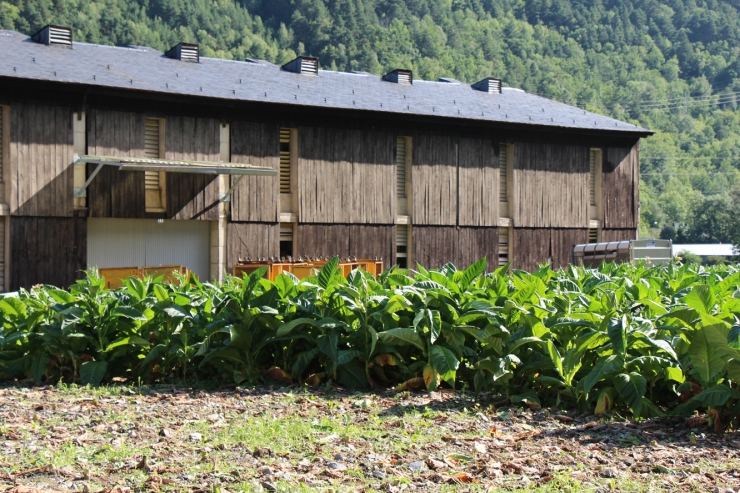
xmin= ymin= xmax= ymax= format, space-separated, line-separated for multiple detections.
xmin=2 ymin=0 xmax=740 ymax=244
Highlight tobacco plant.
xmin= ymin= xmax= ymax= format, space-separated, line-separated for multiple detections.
xmin=1 ymin=258 xmax=740 ymax=429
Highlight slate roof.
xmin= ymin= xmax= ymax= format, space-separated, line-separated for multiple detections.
xmin=0 ymin=30 xmax=652 ymax=135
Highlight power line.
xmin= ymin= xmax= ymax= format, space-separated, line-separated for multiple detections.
xmin=641 ymin=156 xmax=740 ymax=161
xmin=528 ymin=87 xmax=740 ymax=113
xmin=641 ymin=172 xmax=739 ymax=175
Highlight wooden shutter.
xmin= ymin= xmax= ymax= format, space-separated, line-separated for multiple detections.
xmin=396 ymin=224 xmax=408 ymax=268
xmin=396 ymin=137 xmax=406 ymax=198
xmin=145 ymin=118 xmax=165 ymax=211
xmin=589 ymin=150 xmax=597 ymax=207
xmin=499 ymin=144 xmax=507 ymax=203
xmin=498 ymin=227 xmax=509 ymax=267
xmin=280 ymin=129 xmax=291 ymax=194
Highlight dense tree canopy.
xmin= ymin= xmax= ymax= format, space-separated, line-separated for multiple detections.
xmin=2 ymin=0 xmax=740 ymax=242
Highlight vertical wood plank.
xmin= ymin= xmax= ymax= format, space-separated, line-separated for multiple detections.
xmin=550 ymin=229 xmax=588 ymax=270
xmin=230 ymin=121 xmax=280 ymax=222
xmin=412 ymin=135 xmax=458 ymax=225
xmin=603 ymin=144 xmax=639 ymax=229
xmin=512 ymin=228 xmax=551 ymax=272
xmin=298 ymin=127 xmax=394 ymax=224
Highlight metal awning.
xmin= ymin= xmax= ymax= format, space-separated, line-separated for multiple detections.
xmin=74 ymin=155 xmax=278 ymax=175
xmin=73 ymin=155 xmax=277 ymax=199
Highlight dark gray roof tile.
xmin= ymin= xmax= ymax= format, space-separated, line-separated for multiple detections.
xmin=0 ymin=30 xmax=652 ymax=135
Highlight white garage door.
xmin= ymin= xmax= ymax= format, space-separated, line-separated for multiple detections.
xmin=88 ymin=218 xmax=211 ymax=280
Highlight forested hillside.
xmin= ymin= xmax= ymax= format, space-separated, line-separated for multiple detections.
xmin=2 ymin=0 xmax=740 ymax=242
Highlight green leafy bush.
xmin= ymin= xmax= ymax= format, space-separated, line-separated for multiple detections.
xmin=1 ymin=259 xmax=740 ymax=429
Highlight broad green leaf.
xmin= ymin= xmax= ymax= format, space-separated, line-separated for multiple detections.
xmin=692 ymin=385 xmax=740 ymax=406
xmin=105 ymin=336 xmax=150 ymax=352
xmin=317 ymin=332 xmax=340 ymax=363
xmin=0 ymin=299 xmax=20 ymax=316
xmin=727 ymin=359 xmax=740 ymax=382
xmin=688 ymin=324 xmax=737 ymax=387
xmin=378 ymin=328 xmax=425 ymax=351
xmin=639 ymin=398 xmax=664 ymax=419
xmin=276 ymin=318 xmax=316 ymax=337
xmin=112 ymin=306 xmax=147 ymax=320
xmin=460 ymin=258 xmax=487 ymax=290
xmin=665 ymin=366 xmax=686 ymax=383
xmin=198 ymin=348 xmax=243 ymax=369
xmin=384 ymin=294 xmax=413 ymax=314
xmin=31 ymin=354 xmax=50 ymax=383
xmin=80 ymin=361 xmax=108 ymax=386
xmin=547 ymin=341 xmax=563 ymax=377
xmin=510 ymin=336 xmax=545 ymax=352
xmin=163 ymin=305 xmax=190 ymax=318
xmin=581 ymin=354 xmax=624 ymax=395
xmin=317 ymin=256 xmax=340 ymax=290
xmin=613 ymin=372 xmax=647 ymax=416
xmin=729 ymin=326 xmax=740 ymax=350
xmin=607 ymin=316 xmax=627 ymax=358
xmin=429 ymin=345 xmax=459 ymax=388
xmin=683 ymin=285 xmax=714 ymax=314
xmin=337 ymin=360 xmax=368 ymax=389
xmin=47 ymin=289 xmax=74 ymax=304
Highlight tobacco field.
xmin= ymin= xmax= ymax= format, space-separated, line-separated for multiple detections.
xmin=1 ymin=258 xmax=740 ymax=431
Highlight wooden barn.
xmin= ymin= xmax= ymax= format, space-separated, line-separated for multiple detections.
xmin=0 ymin=25 xmax=652 ymax=290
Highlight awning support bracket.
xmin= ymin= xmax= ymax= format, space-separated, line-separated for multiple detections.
xmin=220 ymin=175 xmax=245 ymax=202
xmin=74 ymin=161 xmax=104 ymax=197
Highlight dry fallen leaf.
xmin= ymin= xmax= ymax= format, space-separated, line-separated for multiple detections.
xmin=449 ymin=471 xmax=478 ymax=484
xmin=425 ymin=458 xmax=446 ymax=471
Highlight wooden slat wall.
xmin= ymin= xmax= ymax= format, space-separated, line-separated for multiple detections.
xmin=412 ymin=226 xmax=457 ymax=269
xmin=412 ymin=226 xmax=498 ymax=270
xmin=603 ymin=144 xmax=639 ymax=229
xmin=458 ymin=138 xmax=498 ymax=227
xmin=348 ymin=225 xmax=395 ymax=264
xmin=87 ymin=109 xmax=147 ymax=218
xmin=512 ymin=228 xmax=552 ymax=272
xmin=166 ymin=116 xmax=221 ymax=220
xmin=295 ymin=224 xmax=395 ymax=265
xmin=550 ymin=229 xmax=589 ymax=270
xmin=601 ymin=228 xmax=637 ymax=243
xmin=226 ymin=222 xmax=280 ymax=274
xmin=298 ymin=127 xmax=395 ymax=224
xmin=457 ymin=227 xmax=499 ymax=271
xmin=512 ymin=143 xmax=590 ymax=228
xmin=230 ymin=121 xmax=280 ymax=222
xmin=412 ymin=135 xmax=457 ymax=225
xmin=9 ymin=103 xmax=73 ymax=217
xmin=10 ymin=216 xmax=86 ymax=290
xmin=512 ymin=228 xmax=590 ymax=271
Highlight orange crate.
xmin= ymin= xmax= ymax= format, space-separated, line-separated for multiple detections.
xmin=99 ymin=267 xmax=141 ymax=289
xmin=142 ymin=265 xmax=187 ymax=283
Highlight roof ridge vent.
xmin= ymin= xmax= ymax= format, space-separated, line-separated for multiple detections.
xmin=383 ymin=69 xmax=412 ymax=85
xmin=438 ymin=77 xmax=461 ymax=84
xmin=165 ymin=42 xmax=200 ymax=63
xmin=282 ymin=56 xmax=318 ymax=76
xmin=31 ymin=25 xmax=72 ymax=47
xmin=472 ymin=77 xmax=502 ymax=94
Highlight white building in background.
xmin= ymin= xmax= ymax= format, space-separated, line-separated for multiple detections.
xmin=673 ymin=244 xmax=737 ymax=257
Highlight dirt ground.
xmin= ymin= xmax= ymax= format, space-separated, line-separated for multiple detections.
xmin=0 ymin=384 xmax=738 ymax=492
